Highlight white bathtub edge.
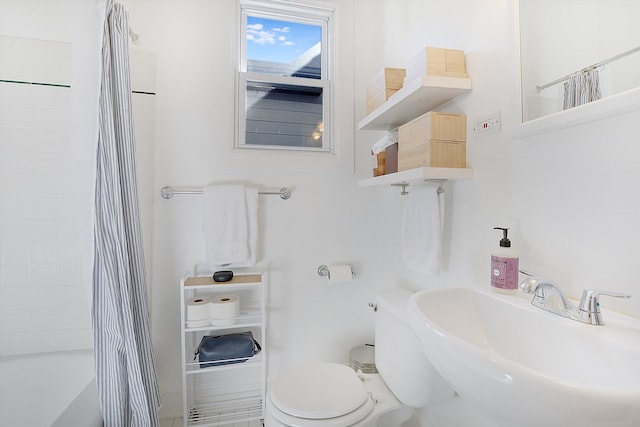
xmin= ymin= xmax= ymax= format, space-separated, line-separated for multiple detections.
xmin=52 ymin=377 xmax=103 ymax=427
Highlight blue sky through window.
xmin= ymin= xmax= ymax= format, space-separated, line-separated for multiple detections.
xmin=246 ymin=15 xmax=321 ymax=64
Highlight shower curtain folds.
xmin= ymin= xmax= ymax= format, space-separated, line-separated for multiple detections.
xmin=93 ymin=1 xmax=160 ymax=426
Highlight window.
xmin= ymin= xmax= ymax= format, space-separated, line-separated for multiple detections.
xmin=237 ymin=0 xmax=333 ymax=152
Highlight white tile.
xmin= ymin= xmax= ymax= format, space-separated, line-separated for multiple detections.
xmin=28 ymin=219 xmax=59 ymax=241
xmin=130 ymin=49 xmax=158 ymax=93
xmin=54 ymin=306 xmax=91 ymax=330
xmin=33 ymin=105 xmax=70 ymax=131
xmin=30 ymin=307 xmax=63 ymax=330
xmin=0 ymin=82 xmax=37 ymax=106
xmin=0 ymin=331 xmax=36 ymax=354
xmin=0 ymin=329 xmax=57 ymax=354
xmin=32 ymin=285 xmax=89 ymax=309
xmin=0 ymin=103 xmax=33 ymax=128
xmin=35 ymin=60 xmax=71 ymax=87
xmin=54 ymin=173 xmax=77 ymax=197
xmin=0 ymin=37 xmax=71 ymax=85
xmin=0 ymin=194 xmax=26 ymax=219
xmin=29 ymin=38 xmax=72 ymax=65
xmin=54 ymin=329 xmax=86 ymax=350
xmin=56 ymin=244 xmax=79 ymax=263
xmin=0 ymin=150 xmax=33 ymax=174
xmin=56 ymin=196 xmax=76 ymax=219
xmin=30 ymin=241 xmax=57 ymax=263
xmin=55 ymin=263 xmax=81 ymax=286
xmin=30 ymin=129 xmax=69 ymax=153
xmin=31 ymin=173 xmax=64 ymax=197
xmin=76 ymin=328 xmax=94 ymax=349
xmin=30 ymin=286 xmax=59 ymax=306
xmin=0 ymin=234 xmax=30 ymax=264
xmin=0 ymin=308 xmax=36 ymax=332
xmin=29 ymin=196 xmax=59 ymax=219
xmin=0 ymin=172 xmax=33 ymax=196
xmin=55 ymin=219 xmax=78 ymax=242
xmin=34 ymin=85 xmax=70 ymax=108
xmin=0 ymin=57 xmax=33 ymax=83
xmin=0 ymin=286 xmax=36 ymax=311
xmin=0 ymin=264 xmax=28 ymax=287
xmin=30 ymin=263 xmax=58 ymax=286
xmin=30 ymin=151 xmax=66 ymax=175
xmin=0 ymin=127 xmax=39 ymax=152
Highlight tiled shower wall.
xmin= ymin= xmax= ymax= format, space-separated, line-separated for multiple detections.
xmin=0 ymin=35 xmax=156 ymax=355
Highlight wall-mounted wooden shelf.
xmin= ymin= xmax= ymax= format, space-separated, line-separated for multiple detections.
xmin=358 ymin=74 xmax=472 ymax=131
xmin=358 ymin=167 xmax=473 ymax=188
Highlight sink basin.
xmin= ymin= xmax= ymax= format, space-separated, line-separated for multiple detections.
xmin=407 ymin=287 xmax=640 ymax=427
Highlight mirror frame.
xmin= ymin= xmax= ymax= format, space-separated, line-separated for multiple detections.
xmin=513 ymin=0 xmax=640 ymax=138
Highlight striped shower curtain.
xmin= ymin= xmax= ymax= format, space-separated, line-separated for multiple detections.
xmin=563 ymin=68 xmax=602 ymax=110
xmin=93 ymin=1 xmax=160 ymax=426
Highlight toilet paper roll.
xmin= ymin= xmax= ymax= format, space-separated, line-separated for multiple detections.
xmin=327 ymin=264 xmax=353 ymax=284
xmin=186 ymin=296 xmax=213 ymax=321
xmin=210 ymin=295 xmax=240 ymax=326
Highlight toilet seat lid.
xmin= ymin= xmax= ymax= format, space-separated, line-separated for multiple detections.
xmin=270 ymin=363 xmax=369 ymax=419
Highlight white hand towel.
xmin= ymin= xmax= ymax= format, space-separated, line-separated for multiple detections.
xmin=203 ymin=184 xmax=258 ymax=268
xmin=401 ymin=186 xmax=444 ymax=276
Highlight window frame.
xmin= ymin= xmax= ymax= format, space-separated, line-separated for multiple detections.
xmin=236 ymin=0 xmax=334 ymax=152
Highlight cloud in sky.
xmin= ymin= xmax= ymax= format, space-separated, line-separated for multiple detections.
xmin=247 ymin=22 xmax=295 ymax=46
xmin=246 ymin=16 xmax=321 ymax=63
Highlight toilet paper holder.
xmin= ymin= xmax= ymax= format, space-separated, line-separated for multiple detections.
xmin=317 ymin=264 xmax=356 ymax=279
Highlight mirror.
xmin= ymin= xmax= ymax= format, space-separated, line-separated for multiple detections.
xmin=516 ymin=0 xmax=640 ymax=137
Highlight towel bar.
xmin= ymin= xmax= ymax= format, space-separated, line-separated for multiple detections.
xmin=160 ymin=186 xmax=292 ymax=200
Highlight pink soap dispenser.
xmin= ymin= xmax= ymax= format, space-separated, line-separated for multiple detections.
xmin=491 ymin=227 xmax=519 ymax=294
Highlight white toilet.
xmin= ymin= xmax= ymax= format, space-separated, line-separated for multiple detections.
xmin=264 ymin=289 xmax=454 ymax=426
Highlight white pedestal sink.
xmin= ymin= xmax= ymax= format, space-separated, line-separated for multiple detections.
xmin=408 ymin=287 xmax=640 ymax=427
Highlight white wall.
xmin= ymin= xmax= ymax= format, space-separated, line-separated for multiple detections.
xmin=355 ymin=0 xmax=516 ymax=295
xmin=353 ymin=1 xmax=517 ymax=424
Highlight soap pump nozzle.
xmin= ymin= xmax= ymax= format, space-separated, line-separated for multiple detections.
xmin=494 ymin=227 xmax=511 ymax=248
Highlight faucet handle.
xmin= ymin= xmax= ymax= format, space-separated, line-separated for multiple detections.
xmin=578 ymin=289 xmax=632 ymax=313
xmin=519 ymin=270 xmax=539 ymax=293
xmin=519 ymin=270 xmax=554 ymax=294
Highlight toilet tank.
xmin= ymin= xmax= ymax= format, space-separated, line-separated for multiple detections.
xmin=375 ymin=289 xmax=454 ymax=408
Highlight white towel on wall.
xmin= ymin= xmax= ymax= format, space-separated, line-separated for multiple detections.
xmin=401 ymin=186 xmax=444 ymax=276
xmin=203 ymin=184 xmax=258 ymax=268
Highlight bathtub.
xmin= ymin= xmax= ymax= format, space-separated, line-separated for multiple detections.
xmin=0 ymin=349 xmax=103 ymax=427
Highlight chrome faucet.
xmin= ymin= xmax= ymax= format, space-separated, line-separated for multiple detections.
xmin=519 ymin=270 xmax=631 ymax=325
xmin=576 ymin=289 xmax=632 ymax=325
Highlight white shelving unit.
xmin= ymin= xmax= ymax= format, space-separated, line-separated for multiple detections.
xmin=180 ymin=271 xmax=266 ymax=427
xmin=358 ymin=73 xmax=473 ymax=188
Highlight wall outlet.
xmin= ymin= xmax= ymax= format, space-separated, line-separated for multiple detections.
xmin=472 ymin=111 xmax=501 ymax=136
